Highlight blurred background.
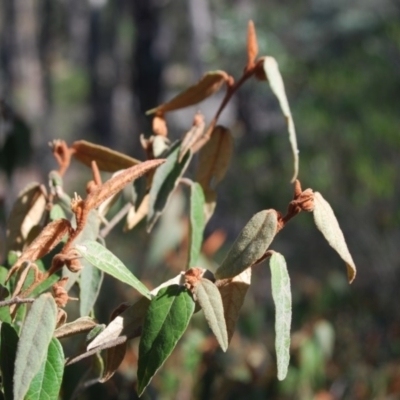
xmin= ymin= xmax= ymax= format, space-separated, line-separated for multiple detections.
xmin=1 ymin=0 xmax=400 ymax=399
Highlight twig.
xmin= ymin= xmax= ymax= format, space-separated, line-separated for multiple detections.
xmin=0 ymin=297 xmax=35 ymax=307
xmin=99 ymin=202 xmax=131 ymax=238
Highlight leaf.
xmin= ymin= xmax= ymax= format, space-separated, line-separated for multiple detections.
xmin=179 ymin=112 xmax=205 ymax=162
xmin=87 ymin=297 xmax=150 ymax=351
xmin=75 ymin=240 xmax=151 ymax=299
xmin=188 ymin=183 xmax=205 ymax=268
xmin=263 ymin=57 xmax=299 ymax=183
xmin=86 ymin=159 xmax=166 ymax=211
xmin=194 ymin=278 xmax=228 ymax=351
xmin=79 ymin=262 xmax=104 ymax=317
xmin=54 ymin=317 xmax=98 ymax=339
xmin=137 ymin=285 xmax=195 ymax=396
xmin=269 ymin=252 xmax=292 ymax=381
xmin=246 ymin=20 xmax=258 ymax=69
xmin=124 ymin=194 xmax=149 ymax=231
xmin=5 ymin=183 xmax=47 ymax=253
xmin=215 ymin=210 xmax=278 ymax=280
xmin=13 ymin=293 xmax=57 ymax=400
xmin=312 ymin=192 xmax=356 ymax=283
xmin=146 ymin=71 xmax=229 ymax=114
xmin=216 ymin=267 xmax=251 ymax=343
xmin=72 ymin=140 xmax=141 ymax=172
xmin=147 ymin=141 xmax=192 ymax=232
xmin=0 ymin=323 xmax=18 ymax=400
xmin=25 ymin=338 xmax=64 ymax=400
xmin=99 ymin=342 xmax=127 ymax=382
xmin=17 ymin=219 xmax=71 ymax=266
xmin=49 ymin=204 xmax=66 ymax=221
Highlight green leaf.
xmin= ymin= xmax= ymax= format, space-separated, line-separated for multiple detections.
xmin=137 ymin=285 xmax=195 ymax=396
xmin=147 ymin=141 xmax=192 ymax=232
xmin=215 ymin=210 xmax=278 ymax=280
xmin=194 ymin=278 xmax=228 ymax=351
xmin=0 ymin=323 xmax=18 ymax=400
xmin=25 ymin=338 xmax=64 ymax=400
xmin=75 ymin=240 xmax=151 ymax=299
xmin=263 ymin=57 xmax=299 ymax=182
xmin=49 ymin=204 xmax=66 ymax=221
xmin=313 ymin=192 xmax=356 ymax=283
xmin=79 ymin=262 xmax=104 ymax=316
xmin=188 ymin=183 xmax=205 ymax=268
xmin=13 ymin=293 xmax=57 ymax=400
xmin=269 ymin=252 xmax=292 ymax=381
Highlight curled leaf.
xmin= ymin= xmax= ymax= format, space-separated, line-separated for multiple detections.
xmin=269 ymin=252 xmax=292 ymax=381
xmin=194 ymin=278 xmax=228 ymax=351
xmin=246 ymin=20 xmax=258 ymax=70
xmin=215 ymin=210 xmax=278 ymax=280
xmin=263 ymin=57 xmax=299 ymax=182
xmin=313 ymin=192 xmax=356 ymax=283
xmin=146 ymin=71 xmax=229 ymax=114
xmin=179 ymin=112 xmax=205 ymax=162
xmin=54 ymin=316 xmax=98 ymax=339
xmin=124 ymin=194 xmax=150 ymax=232
xmin=99 ymin=342 xmax=127 ymax=382
xmin=72 ymin=140 xmax=140 ymax=172
xmin=216 ymin=267 xmax=251 ymax=343
xmin=86 ymin=159 xmax=165 ymax=211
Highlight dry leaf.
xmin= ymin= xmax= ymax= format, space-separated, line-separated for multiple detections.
xmin=152 ymin=115 xmax=168 ymax=137
xmin=86 ymin=159 xmax=165 ymax=211
xmin=179 ymin=112 xmax=205 ymax=162
xmin=216 ymin=267 xmax=251 ymax=343
xmin=124 ymin=193 xmax=150 ymax=231
xmin=54 ymin=317 xmax=98 ymax=339
xmin=246 ymin=20 xmax=258 ymax=70
xmin=99 ymin=342 xmax=127 ymax=382
xmin=146 ymin=71 xmax=229 ymax=114
xmin=6 ymin=183 xmax=47 ymax=254
xmin=263 ymin=57 xmax=299 ymax=183
xmin=72 ymin=140 xmax=140 ymax=172
xmin=313 ymin=192 xmax=356 ymax=283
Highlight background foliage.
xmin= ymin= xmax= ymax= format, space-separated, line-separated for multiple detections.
xmin=1 ymin=0 xmax=400 ymax=399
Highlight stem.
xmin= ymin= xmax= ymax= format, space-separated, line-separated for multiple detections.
xmin=0 ymin=297 xmax=35 ymax=307
xmin=100 ymin=202 xmax=131 ymax=238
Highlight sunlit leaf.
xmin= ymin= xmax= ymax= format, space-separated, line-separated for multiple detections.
xmin=54 ymin=317 xmax=98 ymax=339
xmin=25 ymin=338 xmax=64 ymax=400
xmin=269 ymin=252 xmax=292 ymax=381
xmin=246 ymin=20 xmax=258 ymax=69
xmin=137 ymin=285 xmax=195 ymax=396
xmin=147 ymin=141 xmax=192 ymax=232
xmin=215 ymin=210 xmax=278 ymax=280
xmin=188 ymin=183 xmax=205 ymax=268
xmin=75 ymin=240 xmax=151 ymax=299
xmin=88 ymin=297 xmax=150 ymax=351
xmin=313 ymin=192 xmax=356 ymax=283
xmin=124 ymin=194 xmax=149 ymax=232
xmin=13 ymin=293 xmax=57 ymax=400
xmin=179 ymin=112 xmax=205 ymax=162
xmin=146 ymin=71 xmax=228 ymax=114
xmin=194 ymin=278 xmax=228 ymax=351
xmin=0 ymin=323 xmax=18 ymax=400
xmin=263 ymin=57 xmax=299 ymax=182
xmin=5 ymin=183 xmax=47 ymax=254
xmin=72 ymin=140 xmax=141 ymax=172
xmin=216 ymin=267 xmax=251 ymax=343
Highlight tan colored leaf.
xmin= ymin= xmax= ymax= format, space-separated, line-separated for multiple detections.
xmin=6 ymin=183 xmax=47 ymax=253
xmin=72 ymin=140 xmax=141 ymax=172
xmin=313 ymin=192 xmax=356 ymax=283
xmin=146 ymin=71 xmax=229 ymax=114
xmin=18 ymin=219 xmax=71 ymax=265
xmin=263 ymin=57 xmax=299 ymax=183
xmin=246 ymin=20 xmax=258 ymax=70
xmin=179 ymin=112 xmax=205 ymax=162
xmin=86 ymin=159 xmax=165 ymax=211
xmin=124 ymin=194 xmax=150 ymax=231
xmin=99 ymin=342 xmax=127 ymax=382
xmin=194 ymin=278 xmax=228 ymax=351
xmin=152 ymin=115 xmax=168 ymax=137
xmin=216 ymin=267 xmax=251 ymax=343
xmin=54 ymin=317 xmax=98 ymax=339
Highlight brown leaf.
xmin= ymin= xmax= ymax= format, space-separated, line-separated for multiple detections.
xmin=72 ymin=140 xmax=141 ymax=172
xmin=246 ymin=20 xmax=258 ymax=70
xmin=54 ymin=317 xmax=98 ymax=339
xmin=179 ymin=112 xmax=205 ymax=162
xmin=146 ymin=71 xmax=229 ymax=114
xmin=124 ymin=193 xmax=150 ymax=231
xmin=216 ymin=268 xmax=251 ymax=343
xmin=18 ymin=219 xmax=71 ymax=266
xmin=6 ymin=183 xmax=47 ymax=254
xmin=86 ymin=159 xmax=166 ymax=211
xmin=152 ymin=115 xmax=168 ymax=136
xmin=313 ymin=192 xmax=356 ymax=283
xmin=99 ymin=342 xmax=127 ymax=382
